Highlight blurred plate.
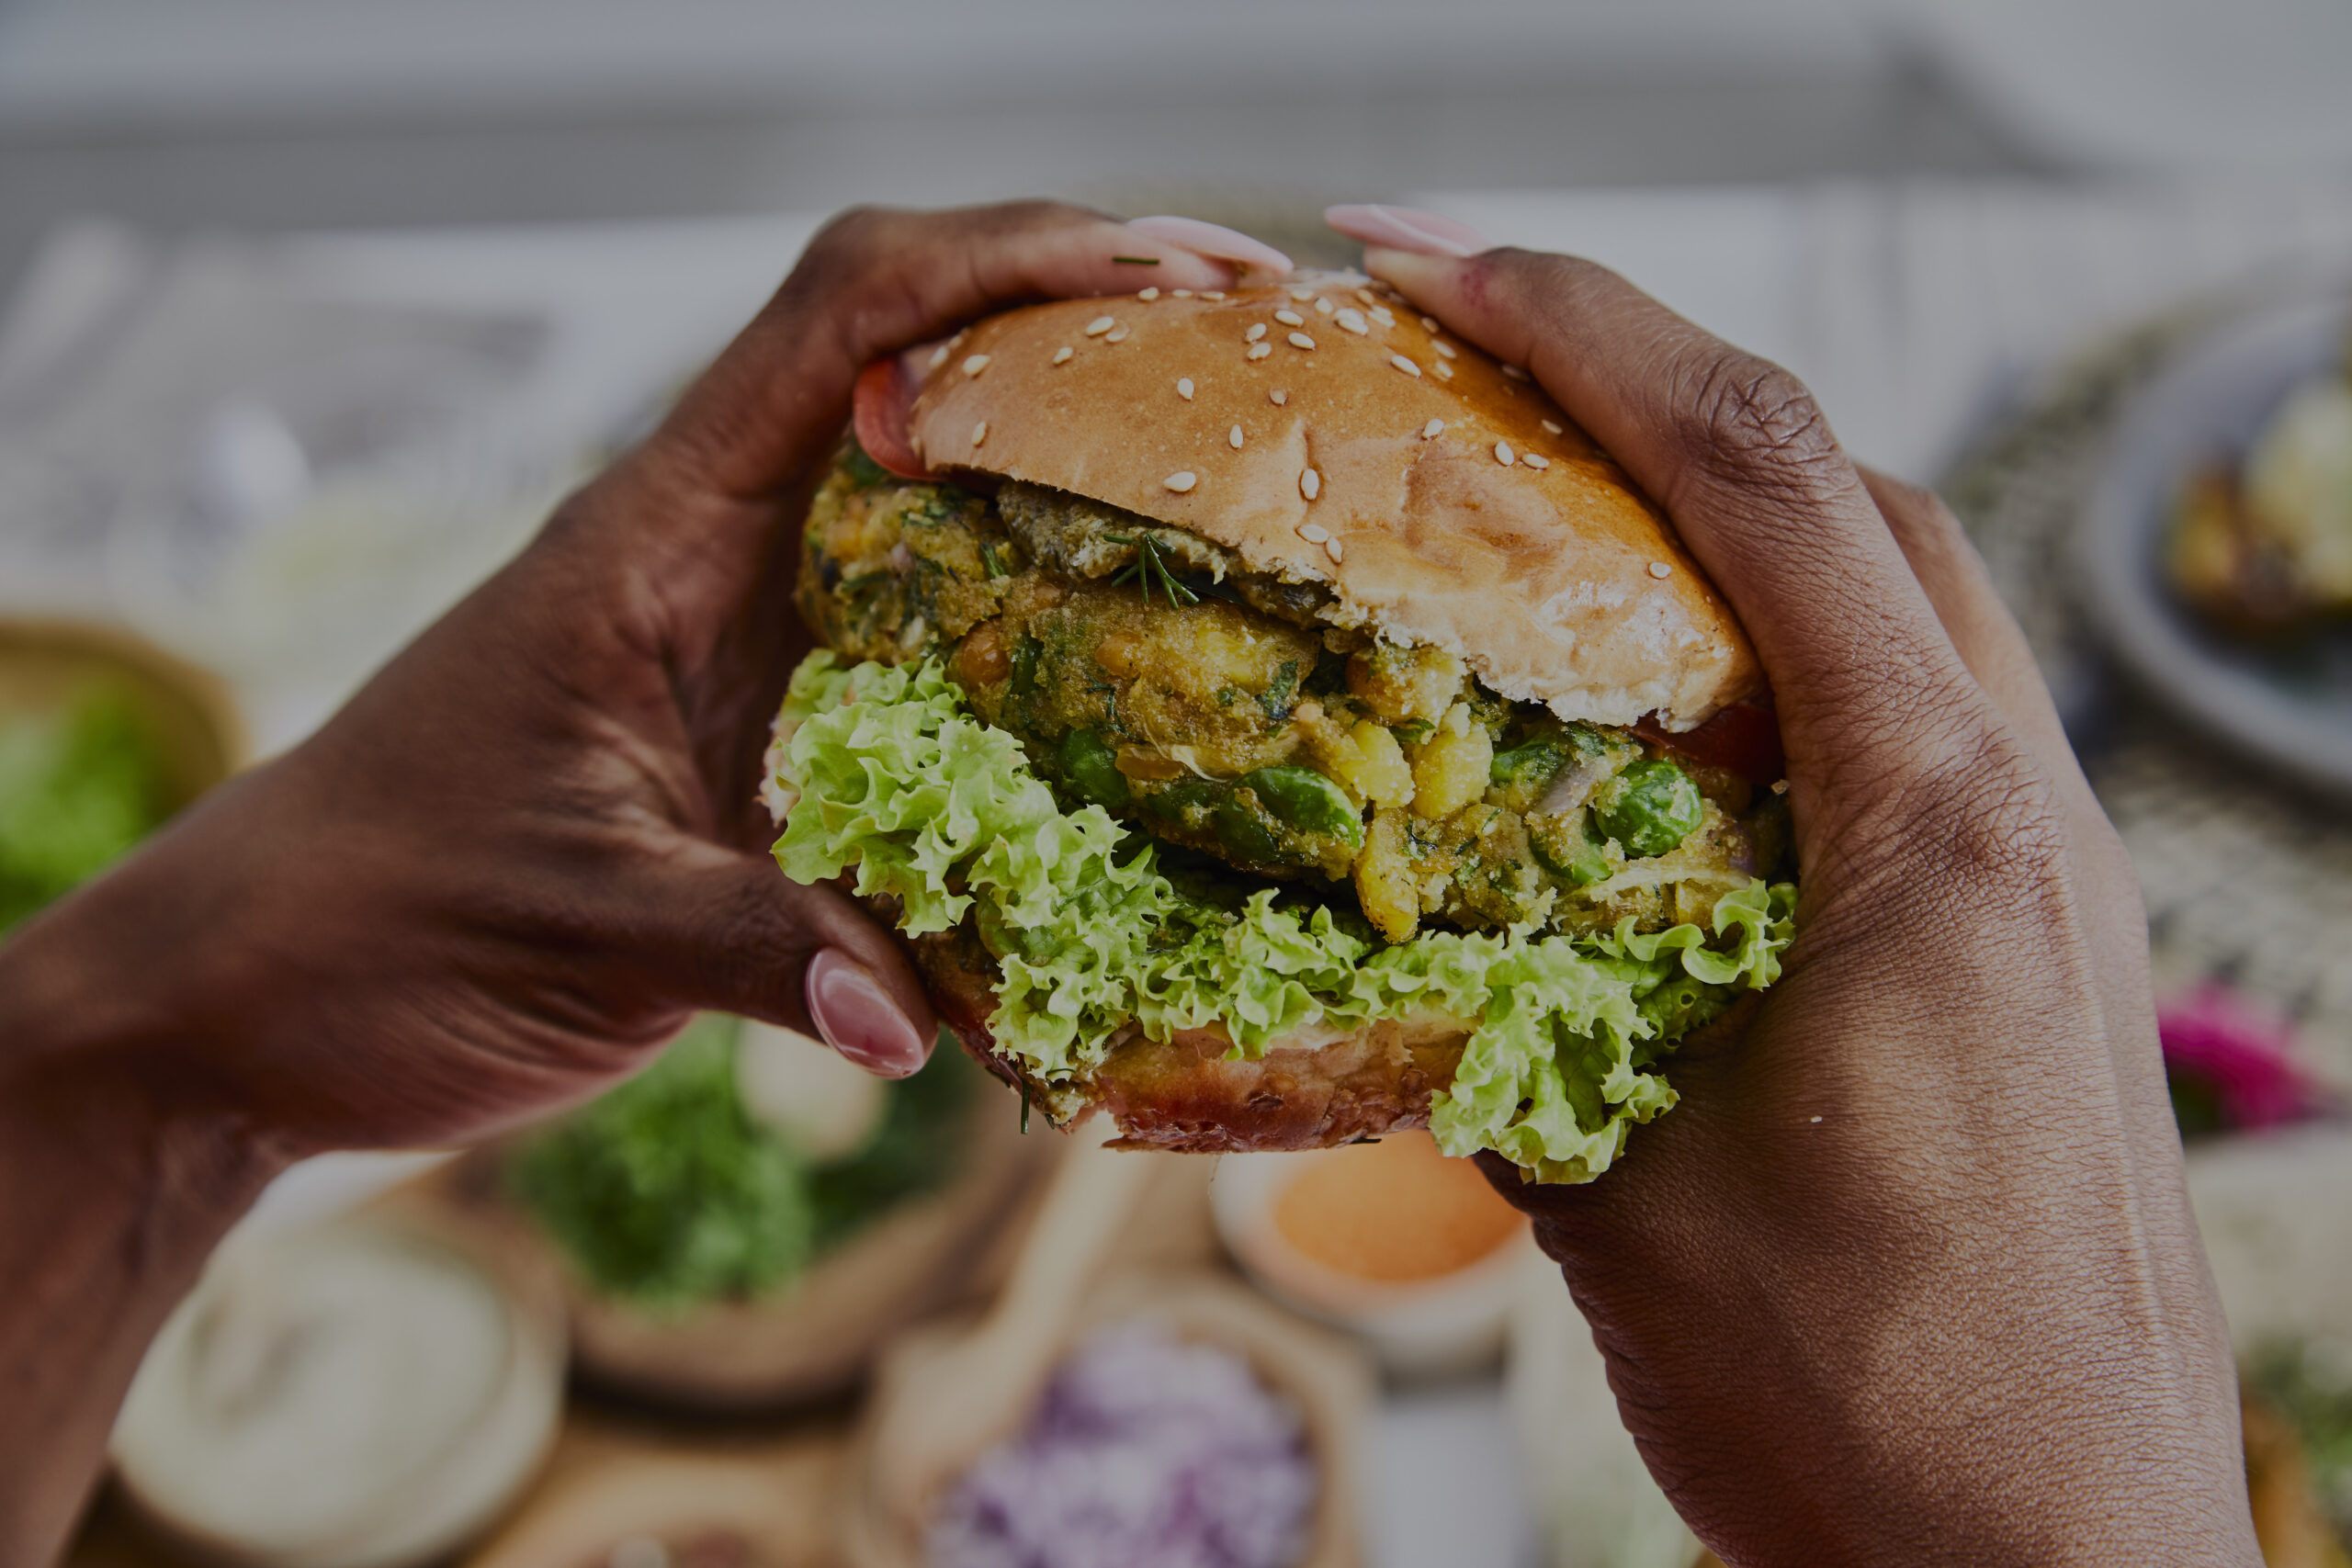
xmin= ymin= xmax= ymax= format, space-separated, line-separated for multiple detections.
xmin=2075 ymin=286 xmax=2352 ymax=798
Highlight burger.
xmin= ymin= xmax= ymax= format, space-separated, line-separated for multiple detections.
xmin=762 ymin=271 xmax=1795 ymax=1183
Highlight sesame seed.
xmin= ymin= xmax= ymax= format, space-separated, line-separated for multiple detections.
xmin=1523 ymin=453 xmax=1551 ymax=469
xmin=928 ymin=344 xmax=951 ymax=370
xmin=1274 ymin=309 xmax=1305 ymax=326
xmin=1166 ymin=471 xmax=1199 ymax=493
xmin=1299 ymin=521 xmax=1330 ymax=543
xmin=1105 ymin=325 xmax=1131 ymax=344
xmin=1248 ymin=342 xmax=1273 ymax=360
xmin=1335 ymin=308 xmax=1369 ymax=335
xmin=1177 ymin=378 xmax=1195 ymax=400
xmin=1138 ymin=287 xmax=1160 ymax=301
xmin=1542 ymin=419 xmax=1563 ymax=434
xmin=1325 ymin=537 xmax=1344 ymax=563
xmin=1270 ymin=389 xmax=1288 ymax=405
xmin=1495 ymin=441 xmax=1515 ymax=466
xmin=1314 ymin=297 xmax=1335 ymax=315
xmin=1433 ymin=361 xmax=1454 ymax=380
xmin=1053 ymin=346 xmax=1075 ymax=365
xmin=1290 ymin=288 xmax=1316 ymax=302
xmin=1245 ymin=322 xmax=1268 ymax=343
xmin=971 ymin=421 xmax=989 ymax=446
xmin=1433 ymin=341 xmax=1457 ymax=359
xmin=1369 ymin=306 xmax=1396 ymax=327
xmin=1501 ymin=364 xmax=1529 ymax=381
xmin=1085 ymin=316 xmax=1115 ymax=336
xmin=1648 ymin=561 xmax=1672 ymax=579
xmin=1421 ymin=315 xmax=1441 ymax=333
xmin=962 ymin=354 xmax=991 ymax=377
xmin=1356 ymin=288 xmax=1379 ymax=305
xmin=1288 ymin=332 xmax=1317 ymax=350
xmin=1390 ymin=355 xmax=1421 ymax=377
xmin=1171 ymin=288 xmax=1194 ymax=299
xmin=1200 ymin=290 xmax=1226 ymax=300
xmin=1422 ymin=418 xmax=1445 ymax=438
xmin=1300 ymin=468 xmax=1322 ymax=501
xmin=1229 ymin=424 xmax=1245 ymax=448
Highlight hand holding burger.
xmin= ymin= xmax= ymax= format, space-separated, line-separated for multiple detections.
xmin=0 ymin=201 xmax=2261 ymax=1567
xmin=1335 ymin=209 xmax=2256 ymax=1565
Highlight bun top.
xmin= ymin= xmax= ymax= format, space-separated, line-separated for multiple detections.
xmin=907 ymin=271 xmax=1758 ymax=728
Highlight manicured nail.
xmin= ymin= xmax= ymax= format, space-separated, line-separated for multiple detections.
xmin=1324 ymin=204 xmax=1490 ymax=259
xmin=805 ymin=948 xmax=927 ymax=1078
xmin=1125 ymin=216 xmax=1294 ymax=279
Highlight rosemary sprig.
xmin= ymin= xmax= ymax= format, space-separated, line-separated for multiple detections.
xmin=1109 ymin=534 xmax=1201 ymax=610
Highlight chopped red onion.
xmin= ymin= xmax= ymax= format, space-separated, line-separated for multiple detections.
xmin=929 ymin=1323 xmax=1317 ymax=1568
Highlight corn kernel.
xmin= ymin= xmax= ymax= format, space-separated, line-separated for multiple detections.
xmin=1411 ymin=704 xmax=1493 ymax=820
xmin=1355 ymin=808 xmax=1420 ymax=942
xmin=1347 ymin=642 xmax=1466 ymax=724
xmin=1329 ymin=719 xmax=1414 ymax=808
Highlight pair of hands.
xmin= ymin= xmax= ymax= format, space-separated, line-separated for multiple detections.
xmin=0 ymin=201 xmax=2256 ymax=1564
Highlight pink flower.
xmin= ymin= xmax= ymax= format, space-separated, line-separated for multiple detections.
xmin=2160 ymin=986 xmax=2334 ymax=1134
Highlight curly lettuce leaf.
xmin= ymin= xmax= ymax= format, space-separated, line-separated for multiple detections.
xmin=770 ymin=653 xmax=1795 ymax=1183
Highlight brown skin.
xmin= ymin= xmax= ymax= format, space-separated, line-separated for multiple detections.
xmin=1365 ymin=243 xmax=2256 ymax=1565
xmin=0 ymin=209 xmax=2255 ymax=1565
xmin=0 ymin=203 xmax=1239 ymax=1565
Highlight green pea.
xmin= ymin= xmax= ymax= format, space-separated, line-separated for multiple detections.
xmin=1489 ymin=735 xmax=1572 ymax=793
xmin=1212 ymin=792 xmax=1284 ymax=864
xmin=1528 ymin=807 xmax=1611 ymax=886
xmin=1592 ymin=760 xmax=1704 ymax=859
xmin=1058 ymin=728 xmax=1130 ymax=811
xmin=1239 ymin=765 xmax=1364 ymax=848
xmin=1488 ymin=724 xmax=1638 ymax=811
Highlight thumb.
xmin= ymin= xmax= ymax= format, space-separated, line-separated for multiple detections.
xmin=641 ymin=849 xmax=938 ymax=1078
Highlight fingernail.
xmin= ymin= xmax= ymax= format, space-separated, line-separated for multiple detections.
xmin=1360 ymin=245 xmax=1447 ymax=295
xmin=805 ymin=948 xmax=928 ymax=1078
xmin=1125 ymin=216 xmax=1294 ymax=279
xmin=1324 ymin=204 xmax=1489 ymax=259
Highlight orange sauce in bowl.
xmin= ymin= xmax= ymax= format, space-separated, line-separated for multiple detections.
xmin=1270 ymin=1132 xmax=1525 ymax=1284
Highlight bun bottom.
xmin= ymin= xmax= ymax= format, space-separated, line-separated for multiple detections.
xmin=893 ymin=915 xmax=1470 ymax=1153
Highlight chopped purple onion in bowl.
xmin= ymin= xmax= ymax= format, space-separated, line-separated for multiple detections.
xmin=929 ymin=1323 xmax=1317 ymax=1568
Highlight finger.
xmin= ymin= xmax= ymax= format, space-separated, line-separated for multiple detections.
xmin=1125 ymin=216 xmax=1294 ymax=277
xmin=1856 ymin=468 xmax=2078 ymax=777
xmin=1363 ymin=246 xmax=1998 ymax=794
xmin=640 ymin=846 xmax=937 ymax=1077
xmin=655 ymin=202 xmax=1240 ymax=503
xmin=1324 ymin=203 xmax=1492 ymax=258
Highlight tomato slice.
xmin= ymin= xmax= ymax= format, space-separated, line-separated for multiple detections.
xmin=851 ymin=355 xmax=932 ymax=481
xmin=1635 ymin=695 xmax=1784 ymax=785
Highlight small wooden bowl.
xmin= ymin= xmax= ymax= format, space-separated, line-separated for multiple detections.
xmin=841 ymin=1269 xmax=1374 ymax=1568
xmin=472 ymin=1080 xmax=1054 ymax=1414
xmin=0 ymin=616 xmax=245 ymax=802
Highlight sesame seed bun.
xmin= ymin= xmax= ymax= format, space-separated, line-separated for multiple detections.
xmin=907 ymin=271 xmax=1759 ymax=729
